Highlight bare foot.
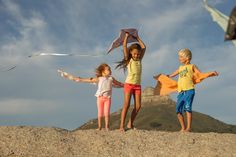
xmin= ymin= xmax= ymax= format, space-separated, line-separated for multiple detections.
xmin=105 ymin=128 xmax=110 ymax=131
xmin=127 ymin=125 xmax=137 ymax=130
xmin=127 ymin=121 xmax=132 ymax=129
xmin=127 ymin=125 xmax=133 ymax=129
xmin=185 ymin=128 xmax=191 ymax=132
xmin=179 ymin=129 xmax=185 ymax=132
xmin=119 ymin=128 xmax=125 ymax=132
xmin=96 ymin=128 xmax=102 ymax=131
xmin=127 ymin=121 xmax=136 ymax=130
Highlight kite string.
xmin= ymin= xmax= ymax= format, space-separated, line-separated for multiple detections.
xmin=29 ymin=52 xmax=106 ymax=57
xmin=0 ymin=51 xmax=106 ymax=72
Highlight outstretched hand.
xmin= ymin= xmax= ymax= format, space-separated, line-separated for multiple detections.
xmin=57 ymin=69 xmax=74 ymax=81
xmin=212 ymin=71 xmax=219 ymax=76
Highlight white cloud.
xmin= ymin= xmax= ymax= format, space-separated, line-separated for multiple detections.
xmin=140 ymin=1 xmax=201 ymax=42
xmin=2 ymin=0 xmax=22 ymax=20
xmin=0 ymin=0 xmax=58 ymax=72
xmin=0 ymin=99 xmax=60 ymax=115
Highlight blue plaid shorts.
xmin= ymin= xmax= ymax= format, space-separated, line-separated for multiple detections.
xmin=176 ymin=89 xmax=195 ymax=113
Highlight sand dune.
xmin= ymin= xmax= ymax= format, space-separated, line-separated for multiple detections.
xmin=0 ymin=126 xmax=236 ymax=157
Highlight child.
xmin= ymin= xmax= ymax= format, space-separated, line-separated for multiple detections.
xmin=167 ymin=48 xmax=218 ymax=132
xmin=58 ymin=63 xmax=124 ymax=131
xmin=116 ymin=32 xmax=146 ymax=131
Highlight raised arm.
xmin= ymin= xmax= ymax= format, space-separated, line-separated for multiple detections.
xmin=123 ymin=33 xmax=129 ymax=60
xmin=192 ymin=64 xmax=202 ymax=73
xmin=193 ymin=64 xmax=219 ymax=77
xmin=136 ymin=34 xmax=146 ymax=60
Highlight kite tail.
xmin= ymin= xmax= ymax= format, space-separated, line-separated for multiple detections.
xmin=0 ymin=52 xmax=106 ymax=72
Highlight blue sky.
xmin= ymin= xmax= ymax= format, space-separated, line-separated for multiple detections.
xmin=0 ymin=0 xmax=235 ymax=130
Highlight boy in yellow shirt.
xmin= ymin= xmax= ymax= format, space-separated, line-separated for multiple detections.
xmin=168 ymin=49 xmax=218 ymax=132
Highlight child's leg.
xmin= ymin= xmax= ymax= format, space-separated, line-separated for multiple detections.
xmin=184 ymin=89 xmax=195 ymax=132
xmin=97 ymin=117 xmax=102 ymax=130
xmin=177 ymin=113 xmax=185 ymax=131
xmin=97 ymin=97 xmax=104 ymax=130
xmin=104 ymin=98 xmax=111 ymax=130
xmin=128 ymin=92 xmax=141 ymax=129
xmin=120 ymin=92 xmax=132 ymax=131
xmin=185 ymin=112 xmax=192 ymax=132
xmin=176 ymin=92 xmax=185 ymax=131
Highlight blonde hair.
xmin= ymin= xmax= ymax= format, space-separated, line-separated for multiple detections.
xmin=95 ymin=63 xmax=110 ymax=77
xmin=178 ymin=48 xmax=192 ymax=60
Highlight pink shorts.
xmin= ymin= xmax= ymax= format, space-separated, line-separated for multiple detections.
xmin=124 ymin=83 xmax=141 ymax=95
xmin=97 ymin=96 xmax=111 ymax=118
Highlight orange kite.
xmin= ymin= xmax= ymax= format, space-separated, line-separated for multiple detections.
xmin=153 ymin=72 xmax=217 ymax=96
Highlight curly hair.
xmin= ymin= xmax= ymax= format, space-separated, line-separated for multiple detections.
xmin=95 ymin=63 xmax=110 ymax=77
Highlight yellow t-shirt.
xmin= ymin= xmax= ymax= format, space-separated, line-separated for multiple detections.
xmin=125 ymin=58 xmax=142 ymax=85
xmin=178 ymin=64 xmax=194 ymax=92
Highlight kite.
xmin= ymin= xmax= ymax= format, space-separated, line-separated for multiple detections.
xmin=225 ymin=6 xmax=236 ymax=41
xmin=107 ymin=28 xmax=139 ymax=53
xmin=0 ymin=52 xmax=105 ymax=72
xmin=153 ymin=72 xmax=217 ymax=96
xmin=203 ymin=0 xmax=236 ymax=46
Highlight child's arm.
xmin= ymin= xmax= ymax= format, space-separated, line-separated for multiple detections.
xmin=58 ymin=69 xmax=98 ymax=83
xmin=192 ymin=64 xmax=202 ymax=73
xmin=123 ymin=33 xmax=129 ymax=60
xmin=136 ymin=34 xmax=146 ymax=60
xmin=73 ymin=77 xmax=98 ymax=83
xmin=193 ymin=65 xmax=219 ymax=77
xmin=167 ymin=69 xmax=179 ymax=78
xmin=112 ymin=77 xmax=124 ymax=88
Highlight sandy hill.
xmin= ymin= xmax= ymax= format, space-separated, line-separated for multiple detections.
xmin=0 ymin=126 xmax=236 ymax=157
xmin=1 ymin=87 xmax=236 ymax=156
xmin=79 ymin=87 xmax=236 ymax=133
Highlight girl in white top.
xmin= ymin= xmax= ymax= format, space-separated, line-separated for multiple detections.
xmin=58 ymin=63 xmax=124 ymax=131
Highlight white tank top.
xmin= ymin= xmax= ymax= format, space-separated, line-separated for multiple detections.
xmin=95 ymin=76 xmax=113 ymax=98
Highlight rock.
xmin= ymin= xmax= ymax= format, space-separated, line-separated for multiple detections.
xmin=142 ymin=87 xmax=174 ymax=104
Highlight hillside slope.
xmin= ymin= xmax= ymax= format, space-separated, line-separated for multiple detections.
xmin=0 ymin=126 xmax=236 ymax=157
xmin=78 ymin=88 xmax=236 ymax=133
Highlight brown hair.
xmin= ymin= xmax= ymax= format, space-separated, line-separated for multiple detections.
xmin=116 ymin=43 xmax=142 ymax=71
xmin=95 ymin=63 xmax=110 ymax=77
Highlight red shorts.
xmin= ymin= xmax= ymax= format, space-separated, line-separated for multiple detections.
xmin=124 ymin=83 xmax=141 ymax=95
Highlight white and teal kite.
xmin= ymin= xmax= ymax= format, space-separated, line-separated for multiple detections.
xmin=203 ymin=0 xmax=236 ymax=46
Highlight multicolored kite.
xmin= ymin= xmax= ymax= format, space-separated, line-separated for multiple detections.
xmin=225 ymin=6 xmax=236 ymax=41
xmin=203 ymin=0 xmax=236 ymax=46
xmin=107 ymin=28 xmax=139 ymax=53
